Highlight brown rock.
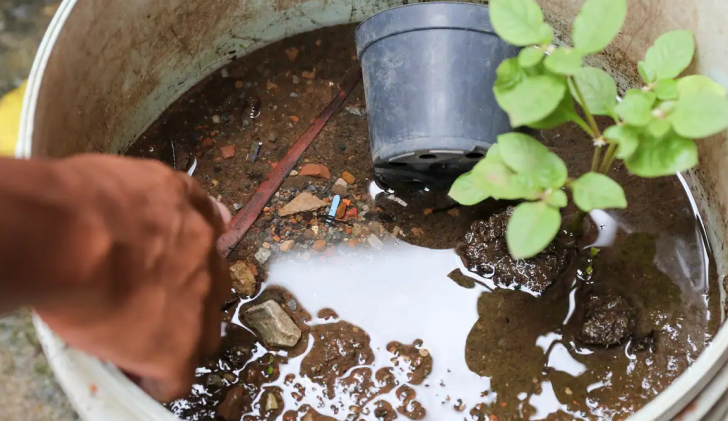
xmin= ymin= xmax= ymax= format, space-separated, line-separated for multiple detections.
xmin=201 ymin=138 xmax=215 ymax=148
xmin=217 ymin=387 xmax=245 ymax=421
xmin=330 ymin=184 xmax=348 ymax=197
xmin=221 ymin=145 xmax=236 ymax=159
xmin=345 ymin=207 xmax=359 ymax=218
xmin=300 ymin=164 xmax=331 ymax=179
xmin=313 ymin=239 xmax=327 ymax=251
xmin=341 ymin=171 xmax=356 ymax=184
xmin=234 ymin=80 xmax=244 ymax=89
xmin=244 ymin=300 xmax=302 ymax=348
xmin=302 ymin=68 xmax=316 ymax=79
xmin=266 ymin=81 xmax=278 ymax=90
xmin=335 ymin=203 xmax=347 ymax=219
xmin=303 ymin=228 xmax=316 ymax=239
xmin=280 ymin=240 xmax=295 ymax=252
xmin=285 ymin=47 xmax=300 ymax=61
xmin=230 ymin=261 xmax=256 ymax=297
xmin=278 ymin=192 xmax=328 ymax=216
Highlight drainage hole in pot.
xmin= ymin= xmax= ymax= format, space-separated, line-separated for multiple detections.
xmin=465 ymin=152 xmax=484 ymax=159
xmin=419 ymin=154 xmax=437 ymax=160
xmin=388 ymin=161 xmax=407 ymax=167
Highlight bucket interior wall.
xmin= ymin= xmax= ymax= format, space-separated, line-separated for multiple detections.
xmin=18 ymin=0 xmax=728 ymax=420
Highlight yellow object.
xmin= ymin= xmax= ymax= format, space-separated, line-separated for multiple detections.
xmin=0 ymin=81 xmax=27 ymax=157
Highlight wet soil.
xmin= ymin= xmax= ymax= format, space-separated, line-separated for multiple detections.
xmin=458 ymin=207 xmax=572 ymax=296
xmin=130 ymin=24 xmax=720 ymax=421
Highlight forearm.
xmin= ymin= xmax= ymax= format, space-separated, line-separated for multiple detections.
xmin=0 ymin=157 xmax=112 ymax=313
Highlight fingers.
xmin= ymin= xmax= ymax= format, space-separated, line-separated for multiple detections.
xmin=177 ymin=173 xmax=228 ymax=237
xmin=139 ymin=370 xmax=195 ymax=403
xmin=212 ymin=197 xmax=232 ymax=226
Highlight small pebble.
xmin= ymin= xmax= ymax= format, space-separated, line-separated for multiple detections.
xmin=242 ymin=119 xmax=251 ymax=128
xmin=307 ymin=185 xmax=318 ymax=191
xmin=339 ymin=144 xmax=347 ymax=152
xmin=255 ymin=247 xmax=272 ymax=264
xmin=212 ymin=114 xmax=221 ymax=124
xmin=367 ymin=234 xmax=384 ymax=250
xmin=313 ymin=239 xmax=327 ymax=251
xmin=220 ymin=68 xmax=229 ymax=78
xmin=285 ymin=47 xmax=300 ymax=61
xmin=263 ymin=242 xmax=271 ymax=249
xmin=280 ymin=240 xmax=295 ymax=252
xmin=268 ymin=132 xmax=277 ymax=143
xmin=290 ymin=93 xmax=299 ymax=98
xmin=233 ymin=203 xmax=243 ymax=211
xmin=341 ymin=171 xmax=356 ymax=184
xmin=221 ymin=145 xmax=236 ymax=159
xmin=235 ymin=80 xmax=244 ymax=89
xmin=292 ymin=75 xmax=300 ymax=84
xmin=290 ymin=170 xmax=299 ymax=176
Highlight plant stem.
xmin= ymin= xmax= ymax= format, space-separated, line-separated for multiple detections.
xmin=569 ymin=77 xmax=602 ymax=138
xmin=570 ymin=114 xmax=595 ymax=138
xmin=599 ymin=143 xmax=618 ymax=174
xmin=591 ymin=145 xmax=602 ymax=173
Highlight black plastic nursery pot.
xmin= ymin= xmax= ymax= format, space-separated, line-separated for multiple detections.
xmin=355 ymin=2 xmax=519 ymax=190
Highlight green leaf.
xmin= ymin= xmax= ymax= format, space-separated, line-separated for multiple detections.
xmin=614 ymin=90 xmax=653 ymax=126
xmin=671 ymin=92 xmax=728 ymax=138
xmin=471 ymin=149 xmax=541 ymax=200
xmin=497 ymin=132 xmax=568 ymax=188
xmin=544 ymin=47 xmax=583 ymax=75
xmin=572 ymin=0 xmax=627 ymax=55
xmin=449 ymin=171 xmax=490 ymax=206
xmin=495 ymin=75 xmax=567 ymax=127
xmin=677 ymin=75 xmax=727 ymax=98
xmin=642 ymin=30 xmax=695 ymax=81
xmin=604 ymin=125 xmax=640 ymax=159
xmin=653 ymin=79 xmax=678 ymax=100
xmin=625 ymin=133 xmax=698 ymax=177
xmin=647 ymin=119 xmax=672 ymax=138
xmin=546 ymin=189 xmax=568 ymax=208
xmin=506 ymin=202 xmax=561 ymax=259
xmin=527 ymin=93 xmax=575 ymax=129
xmin=569 ymin=67 xmax=618 ymax=115
xmin=489 ymin=0 xmax=553 ymax=46
xmin=638 ymin=61 xmax=652 ymax=84
xmin=494 ymin=58 xmax=526 ymax=91
xmin=519 ymin=47 xmax=545 ymax=68
xmin=571 ymin=172 xmax=627 ymax=212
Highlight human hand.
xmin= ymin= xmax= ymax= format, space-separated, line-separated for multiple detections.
xmin=33 ymin=154 xmax=232 ymax=402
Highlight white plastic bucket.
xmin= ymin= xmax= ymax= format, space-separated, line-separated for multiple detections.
xmin=18 ymin=0 xmax=728 ymax=419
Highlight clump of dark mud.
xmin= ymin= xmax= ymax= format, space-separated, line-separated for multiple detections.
xmin=578 ymin=293 xmax=634 ymax=346
xmin=458 ymin=207 xmax=570 ymax=295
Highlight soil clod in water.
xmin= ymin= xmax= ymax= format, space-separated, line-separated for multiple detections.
xmin=459 ymin=207 xmax=570 ymax=296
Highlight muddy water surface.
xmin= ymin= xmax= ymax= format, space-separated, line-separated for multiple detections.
xmin=130 ymin=24 xmax=720 ymax=421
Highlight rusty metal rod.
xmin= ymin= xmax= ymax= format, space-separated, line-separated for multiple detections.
xmin=216 ymin=68 xmax=362 ymax=256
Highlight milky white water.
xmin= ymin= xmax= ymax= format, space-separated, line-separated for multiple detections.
xmin=227 ymin=240 xmax=590 ymax=420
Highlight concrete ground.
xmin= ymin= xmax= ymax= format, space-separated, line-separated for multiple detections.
xmin=0 ymin=0 xmax=79 ymax=419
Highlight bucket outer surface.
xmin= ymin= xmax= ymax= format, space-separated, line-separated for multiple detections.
xmin=355 ymin=3 xmax=519 ymax=189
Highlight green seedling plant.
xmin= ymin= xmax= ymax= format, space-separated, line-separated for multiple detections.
xmin=449 ymin=0 xmax=728 ymax=259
